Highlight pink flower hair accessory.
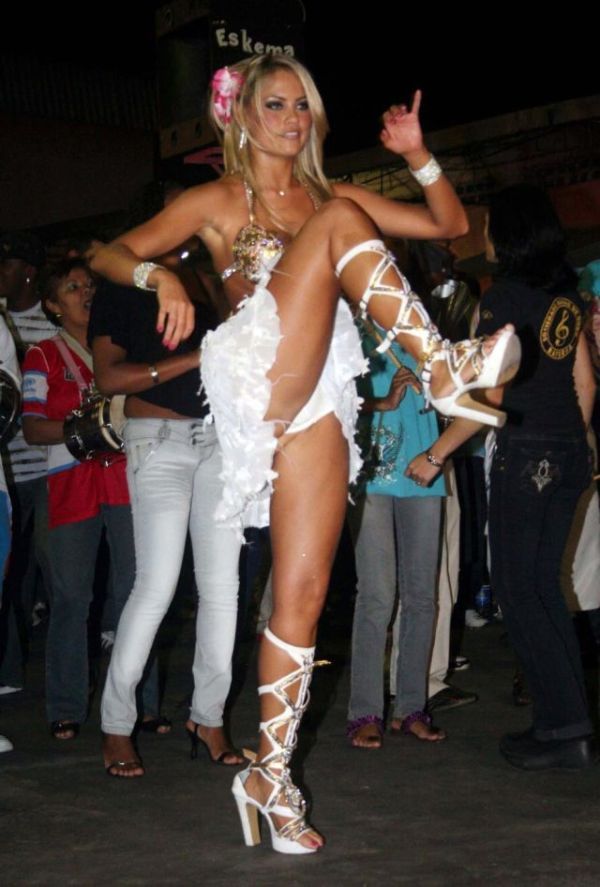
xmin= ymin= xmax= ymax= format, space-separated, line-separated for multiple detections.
xmin=211 ymin=67 xmax=244 ymax=126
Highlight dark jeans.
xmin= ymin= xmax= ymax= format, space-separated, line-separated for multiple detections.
xmin=0 ymin=476 xmax=51 ymax=686
xmin=454 ymin=455 xmax=489 ymax=614
xmin=46 ymin=504 xmax=159 ymax=725
xmin=489 ymin=430 xmax=592 ymax=740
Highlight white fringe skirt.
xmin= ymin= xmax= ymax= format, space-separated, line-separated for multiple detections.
xmin=201 ymin=285 xmax=367 ymax=536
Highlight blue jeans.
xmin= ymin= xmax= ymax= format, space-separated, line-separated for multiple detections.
xmin=45 ymin=503 xmax=154 ymax=724
xmin=348 ymin=493 xmax=442 ymax=721
xmin=101 ymin=419 xmax=241 ymax=734
xmin=489 ymin=430 xmax=592 ymax=740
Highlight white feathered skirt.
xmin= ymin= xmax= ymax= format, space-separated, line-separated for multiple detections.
xmin=201 ymin=285 xmax=367 ymax=536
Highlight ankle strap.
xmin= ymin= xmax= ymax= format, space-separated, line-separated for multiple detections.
xmin=334 ymin=239 xmax=387 ymax=278
xmin=263 ymin=625 xmax=315 ymax=665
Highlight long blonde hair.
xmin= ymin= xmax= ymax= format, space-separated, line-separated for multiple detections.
xmin=209 ymin=54 xmax=333 ymax=220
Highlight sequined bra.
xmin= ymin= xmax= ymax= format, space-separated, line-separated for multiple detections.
xmin=221 ymin=180 xmax=318 ymax=284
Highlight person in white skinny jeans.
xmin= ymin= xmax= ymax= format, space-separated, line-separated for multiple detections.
xmin=90 ymin=278 xmax=242 ymax=776
xmin=102 ymin=418 xmax=240 ymax=732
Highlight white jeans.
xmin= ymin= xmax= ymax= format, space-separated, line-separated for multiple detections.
xmin=101 ymin=419 xmax=241 ymax=734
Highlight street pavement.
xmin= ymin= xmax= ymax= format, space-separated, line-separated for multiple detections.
xmin=2 ymin=608 xmax=600 ymax=886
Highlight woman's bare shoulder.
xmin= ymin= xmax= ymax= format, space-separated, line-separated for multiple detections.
xmin=187 ymin=175 xmax=243 ymax=206
xmin=182 ymin=176 xmax=246 ymax=232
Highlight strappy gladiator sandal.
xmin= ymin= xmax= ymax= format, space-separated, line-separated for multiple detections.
xmin=231 ymin=626 xmax=328 ymax=855
xmin=335 ymin=240 xmax=521 ymax=427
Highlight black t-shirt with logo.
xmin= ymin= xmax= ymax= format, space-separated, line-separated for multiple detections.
xmin=477 ymin=277 xmax=585 ymax=433
xmin=89 ymin=280 xmax=217 ymax=419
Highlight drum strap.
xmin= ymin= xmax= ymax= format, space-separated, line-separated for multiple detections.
xmin=52 ymin=334 xmax=92 ymax=397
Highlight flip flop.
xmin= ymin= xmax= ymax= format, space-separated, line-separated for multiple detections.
xmin=105 ymin=759 xmax=145 ymax=778
xmin=346 ymin=716 xmax=384 ymax=749
xmin=50 ymin=720 xmax=79 ymax=740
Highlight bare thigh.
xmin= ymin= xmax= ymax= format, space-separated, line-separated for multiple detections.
xmin=268 ymin=413 xmax=349 ymax=646
xmin=263 ymin=199 xmax=370 ymax=427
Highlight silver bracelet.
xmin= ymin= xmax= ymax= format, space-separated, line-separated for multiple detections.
xmin=426 ymin=449 xmax=444 ymax=468
xmin=409 ymin=154 xmax=442 ymax=188
xmin=133 ymin=262 xmax=165 ymax=291
xmin=148 ymin=365 xmax=160 ymax=385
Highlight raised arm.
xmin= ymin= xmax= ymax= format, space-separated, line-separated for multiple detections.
xmin=88 ymin=184 xmax=222 ymax=349
xmin=333 ymin=91 xmax=468 ymax=241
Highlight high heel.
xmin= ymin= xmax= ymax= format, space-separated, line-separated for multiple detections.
xmin=230 ymin=625 xmax=328 ymax=854
xmin=186 ymin=721 xmax=243 ymax=765
xmin=232 ymin=772 xmax=261 ymax=846
xmin=335 ymin=240 xmax=521 ymax=427
xmin=426 ymin=330 xmax=521 ymax=427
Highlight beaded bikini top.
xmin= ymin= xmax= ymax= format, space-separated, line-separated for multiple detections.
xmin=221 ymin=180 xmax=319 ymax=284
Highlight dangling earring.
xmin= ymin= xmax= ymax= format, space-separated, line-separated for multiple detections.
xmin=239 ymin=128 xmax=247 ymax=150
xmin=25 ymin=276 xmax=31 ymax=285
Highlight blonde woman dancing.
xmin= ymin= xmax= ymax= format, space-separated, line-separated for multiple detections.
xmin=91 ymin=54 xmax=519 ymax=854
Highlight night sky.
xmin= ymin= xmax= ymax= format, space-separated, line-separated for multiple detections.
xmin=4 ymin=3 xmax=596 ymax=157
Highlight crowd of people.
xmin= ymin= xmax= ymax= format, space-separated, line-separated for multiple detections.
xmin=1 ymin=53 xmax=599 ymax=855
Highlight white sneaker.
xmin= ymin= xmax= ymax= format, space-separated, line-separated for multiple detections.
xmin=0 ymin=734 xmax=14 ymax=753
xmin=465 ymin=609 xmax=488 ymax=629
xmin=0 ymin=685 xmax=23 ymax=696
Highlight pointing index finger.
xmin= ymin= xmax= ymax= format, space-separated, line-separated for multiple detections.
xmin=410 ymin=89 xmax=422 ymax=116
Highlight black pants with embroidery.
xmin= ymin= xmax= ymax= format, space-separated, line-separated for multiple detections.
xmin=489 ymin=429 xmax=592 ymax=740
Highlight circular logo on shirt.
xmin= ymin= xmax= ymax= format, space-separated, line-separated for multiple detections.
xmin=539 ymin=297 xmax=581 ymax=360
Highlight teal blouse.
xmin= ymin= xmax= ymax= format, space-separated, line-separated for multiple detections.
xmin=355 ymin=331 xmax=446 ymax=499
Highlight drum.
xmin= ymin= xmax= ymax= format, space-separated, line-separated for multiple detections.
xmin=0 ymin=368 xmax=21 ymax=443
xmin=64 ymin=394 xmax=126 ymax=464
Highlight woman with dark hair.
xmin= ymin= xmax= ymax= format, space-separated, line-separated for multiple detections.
xmin=91 ymin=266 xmax=243 ymax=777
xmin=22 ymin=259 xmax=162 ymax=740
xmin=409 ymin=184 xmax=596 ymax=769
xmin=90 ymin=55 xmax=519 ymax=852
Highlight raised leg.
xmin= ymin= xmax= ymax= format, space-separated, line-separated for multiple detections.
xmin=263 ymin=198 xmax=519 ymax=431
xmin=229 ymin=197 xmax=519 ymax=850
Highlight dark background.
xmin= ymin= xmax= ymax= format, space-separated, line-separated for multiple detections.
xmin=2 ymin=3 xmax=595 ymax=155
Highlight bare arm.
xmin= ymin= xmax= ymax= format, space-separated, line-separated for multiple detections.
xmin=361 ymin=366 xmax=421 ymax=414
xmin=405 ymin=385 xmax=506 ymax=486
xmin=88 ymin=184 xmax=224 ymax=349
xmin=573 ymin=334 xmax=595 ymax=428
xmin=92 ymin=337 xmax=201 ymax=397
xmin=333 ymin=92 xmax=468 ymax=241
xmin=22 ymin=417 xmax=64 ymax=446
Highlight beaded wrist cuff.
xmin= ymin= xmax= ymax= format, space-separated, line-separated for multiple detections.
xmin=409 ymin=154 xmax=442 ymax=188
xmin=133 ymin=261 xmax=165 ymax=291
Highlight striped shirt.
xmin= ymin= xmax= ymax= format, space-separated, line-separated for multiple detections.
xmin=1 ymin=302 xmax=56 ymax=484
xmin=0 ymin=316 xmax=21 ymax=496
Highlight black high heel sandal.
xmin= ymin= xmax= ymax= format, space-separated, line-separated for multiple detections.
xmin=185 ymin=722 xmax=243 ymax=765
